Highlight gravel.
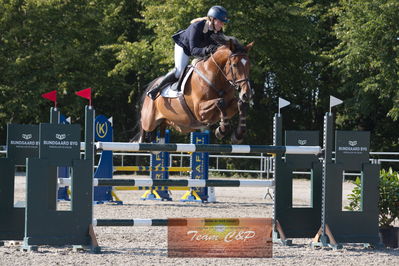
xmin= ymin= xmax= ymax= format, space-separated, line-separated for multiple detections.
xmin=1 ymin=175 xmax=398 ymax=265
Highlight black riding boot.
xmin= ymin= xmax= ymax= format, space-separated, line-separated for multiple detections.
xmin=147 ymin=69 xmax=178 ymax=100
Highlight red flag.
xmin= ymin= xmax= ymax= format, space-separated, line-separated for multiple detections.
xmin=75 ymin=88 xmax=92 ymax=106
xmin=41 ymin=90 xmax=57 ymax=107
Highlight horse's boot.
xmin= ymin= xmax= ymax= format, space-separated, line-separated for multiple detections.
xmin=147 ymin=69 xmax=178 ymax=100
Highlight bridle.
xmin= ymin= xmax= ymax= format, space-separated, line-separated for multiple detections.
xmin=211 ymin=52 xmax=250 ymax=91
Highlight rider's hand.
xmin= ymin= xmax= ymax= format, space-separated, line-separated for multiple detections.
xmin=206 ymin=44 xmax=218 ymax=54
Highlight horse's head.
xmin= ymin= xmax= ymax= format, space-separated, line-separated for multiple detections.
xmin=225 ymin=40 xmax=254 ymax=103
xmin=211 ymin=35 xmax=254 ymax=103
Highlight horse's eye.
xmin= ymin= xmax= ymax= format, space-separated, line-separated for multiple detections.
xmin=232 ymin=64 xmax=238 ymax=67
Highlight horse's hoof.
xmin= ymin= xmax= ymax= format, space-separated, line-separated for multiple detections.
xmin=215 ymin=127 xmax=225 ymax=140
xmin=231 ymin=131 xmax=244 ymax=144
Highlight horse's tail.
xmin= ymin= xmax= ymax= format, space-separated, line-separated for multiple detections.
xmin=129 ymin=79 xmax=159 ymax=142
xmin=141 ymin=78 xmax=158 ymax=100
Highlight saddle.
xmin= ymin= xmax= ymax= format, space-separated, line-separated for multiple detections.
xmin=160 ymin=66 xmax=194 ymax=98
xmin=158 ymin=60 xmax=211 ymax=129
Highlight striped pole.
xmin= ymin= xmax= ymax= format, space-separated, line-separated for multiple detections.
xmin=93 ymin=218 xmax=169 ymax=227
xmin=114 ymin=166 xmax=191 ymax=172
xmin=114 ymin=186 xmax=192 ymax=191
xmin=93 ymin=218 xmax=249 ymax=227
xmin=59 ymin=178 xmax=274 ymax=188
xmin=96 ymin=142 xmax=322 ymax=155
xmin=93 ymin=179 xmax=274 ymax=188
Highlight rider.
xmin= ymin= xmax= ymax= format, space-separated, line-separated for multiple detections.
xmin=146 ymin=5 xmax=229 ymax=100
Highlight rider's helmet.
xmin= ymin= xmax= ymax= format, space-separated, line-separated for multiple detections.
xmin=207 ymin=6 xmax=229 ymax=23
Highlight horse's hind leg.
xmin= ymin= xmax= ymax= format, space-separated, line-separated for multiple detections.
xmin=157 ymin=122 xmax=167 ymax=144
xmin=140 ymin=95 xmax=163 ymax=143
xmin=231 ymin=100 xmax=248 ymax=144
xmin=138 ymin=127 xmax=146 ymax=143
xmin=140 ymin=123 xmax=166 ymax=144
xmin=138 ymin=128 xmax=157 ymax=143
xmin=147 ymin=131 xmax=157 ymax=143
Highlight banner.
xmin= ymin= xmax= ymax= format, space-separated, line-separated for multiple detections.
xmin=168 ymin=218 xmax=273 ymax=258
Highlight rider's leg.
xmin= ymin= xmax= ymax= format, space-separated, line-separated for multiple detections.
xmin=147 ymin=44 xmax=189 ymax=99
xmin=147 ymin=68 xmax=177 ymax=100
xmin=172 ymin=44 xmax=190 ymax=91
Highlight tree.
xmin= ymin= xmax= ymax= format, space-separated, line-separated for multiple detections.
xmin=107 ymin=0 xmax=326 ymax=145
xmin=0 ymin=0 xmax=145 ymax=142
xmin=329 ymin=0 xmax=399 ymax=150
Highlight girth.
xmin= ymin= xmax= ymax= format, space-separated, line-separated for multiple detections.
xmin=176 ymin=63 xmax=228 ymax=129
xmin=178 ymin=94 xmax=206 ymax=129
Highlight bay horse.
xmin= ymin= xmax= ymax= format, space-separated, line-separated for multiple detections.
xmin=138 ymin=36 xmax=254 ymax=144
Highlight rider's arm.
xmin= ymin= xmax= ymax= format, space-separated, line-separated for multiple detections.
xmin=188 ymin=22 xmax=209 ymax=57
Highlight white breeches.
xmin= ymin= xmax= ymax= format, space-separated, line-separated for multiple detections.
xmin=174 ymin=43 xmax=190 ymax=78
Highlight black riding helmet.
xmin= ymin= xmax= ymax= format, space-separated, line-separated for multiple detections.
xmin=207 ymin=5 xmax=229 ymax=23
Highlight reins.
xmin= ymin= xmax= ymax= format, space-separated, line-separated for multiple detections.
xmin=210 ymin=52 xmax=250 ymax=91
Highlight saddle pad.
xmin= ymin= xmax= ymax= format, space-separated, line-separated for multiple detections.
xmin=160 ymin=67 xmax=194 ymax=98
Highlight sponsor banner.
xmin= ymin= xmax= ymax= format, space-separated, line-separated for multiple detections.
xmin=190 ymin=132 xmax=209 ymax=200
xmin=7 ymin=124 xmax=39 ymax=165
xmin=335 ymin=131 xmax=370 ymax=171
xmin=285 ymin=131 xmax=319 ymax=165
xmin=39 ymin=123 xmax=80 ymax=165
xmin=168 ymin=218 xmax=272 ymax=258
xmin=95 ymin=115 xmax=112 ymax=141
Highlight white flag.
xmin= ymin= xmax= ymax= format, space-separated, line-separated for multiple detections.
xmin=330 ymin=95 xmax=343 ymax=108
xmin=278 ymin=97 xmax=290 ymax=110
xmin=66 ymin=117 xmax=71 ymax=124
xmin=108 ymin=117 xmax=113 ymax=126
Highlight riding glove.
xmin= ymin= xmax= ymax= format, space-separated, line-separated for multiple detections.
xmin=206 ymin=44 xmax=218 ymax=54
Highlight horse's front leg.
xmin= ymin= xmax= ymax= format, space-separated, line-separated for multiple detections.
xmin=215 ymin=98 xmax=231 ymax=140
xmin=231 ymin=100 xmax=248 ymax=144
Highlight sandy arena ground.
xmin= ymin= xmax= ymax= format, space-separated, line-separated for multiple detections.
xmin=0 ymin=174 xmax=398 ymax=265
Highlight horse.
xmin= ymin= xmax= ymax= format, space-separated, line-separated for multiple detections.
xmin=138 ymin=36 xmax=254 ymax=144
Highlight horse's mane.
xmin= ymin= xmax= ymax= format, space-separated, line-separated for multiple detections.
xmin=211 ymin=34 xmax=247 ymax=54
xmin=198 ymin=34 xmax=246 ymax=62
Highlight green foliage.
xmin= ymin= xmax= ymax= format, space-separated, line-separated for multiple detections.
xmin=379 ymin=169 xmax=399 ymax=227
xmin=329 ymin=0 xmax=399 ymax=150
xmin=98 ymin=0 xmax=328 ymax=145
xmin=345 ymin=168 xmax=399 ymax=228
xmin=0 ymin=0 xmax=399 ymax=159
xmin=344 ymin=176 xmax=362 ymax=212
xmin=0 ymin=0 xmax=144 ymax=142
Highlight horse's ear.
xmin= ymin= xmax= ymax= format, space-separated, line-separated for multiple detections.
xmin=245 ymin=42 xmax=255 ymax=52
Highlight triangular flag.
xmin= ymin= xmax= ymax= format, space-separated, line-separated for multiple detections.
xmin=75 ymin=88 xmax=92 ymax=105
xmin=278 ymin=97 xmax=290 ymax=110
xmin=330 ymin=95 xmax=343 ymax=108
xmin=41 ymin=90 xmax=57 ymax=107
